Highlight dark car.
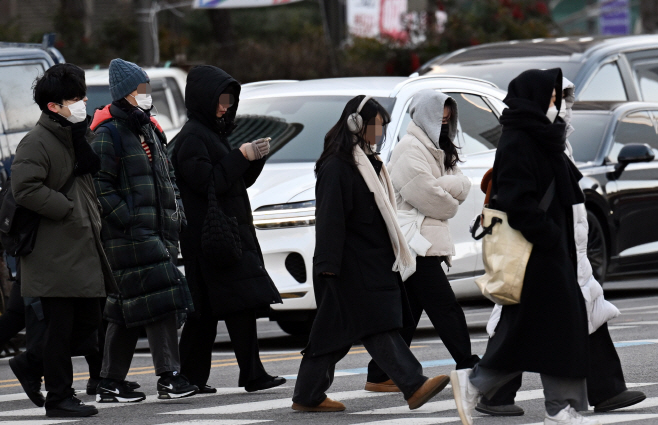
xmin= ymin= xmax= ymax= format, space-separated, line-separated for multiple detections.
xmin=417 ymin=35 xmax=658 ymax=103
xmin=568 ymin=101 xmax=658 ymax=281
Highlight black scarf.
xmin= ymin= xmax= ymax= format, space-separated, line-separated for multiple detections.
xmin=112 ymin=98 xmax=152 ymax=135
xmin=46 ymin=111 xmax=101 ymax=176
xmin=500 ymin=68 xmax=584 ymax=206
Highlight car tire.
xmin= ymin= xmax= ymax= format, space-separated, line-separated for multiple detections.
xmin=587 ymin=210 xmax=608 ymax=283
xmin=277 ymin=318 xmax=314 ymax=336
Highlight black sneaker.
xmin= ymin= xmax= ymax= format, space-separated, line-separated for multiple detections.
xmin=96 ymin=379 xmax=146 ymax=403
xmin=9 ymin=355 xmax=45 ymax=407
xmin=245 ymin=376 xmax=287 ymax=393
xmin=157 ymin=372 xmax=198 ymax=399
xmin=199 ymin=384 xmax=217 ymax=394
xmin=46 ymin=395 xmax=98 ymax=417
xmin=88 ymin=378 xmax=141 ymax=395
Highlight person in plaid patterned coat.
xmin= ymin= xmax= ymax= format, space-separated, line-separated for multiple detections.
xmin=89 ymin=59 xmax=197 ymax=402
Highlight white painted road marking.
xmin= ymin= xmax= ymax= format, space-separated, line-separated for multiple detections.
xmin=519 ymin=413 xmax=658 ymax=425
xmin=153 ymin=421 xmax=272 ymax=425
xmin=164 ymin=390 xmax=398 ymax=415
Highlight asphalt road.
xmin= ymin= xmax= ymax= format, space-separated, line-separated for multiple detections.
xmin=1 ymin=277 xmax=658 ymax=425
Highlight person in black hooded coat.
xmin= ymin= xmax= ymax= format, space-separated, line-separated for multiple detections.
xmin=173 ymin=65 xmax=285 ymax=393
xmin=450 ymin=69 xmax=598 ymax=425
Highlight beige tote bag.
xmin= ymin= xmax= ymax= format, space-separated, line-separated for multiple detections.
xmin=472 ymin=180 xmax=555 ymax=305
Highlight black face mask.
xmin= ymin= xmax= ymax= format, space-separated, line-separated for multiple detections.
xmin=439 ymin=124 xmax=451 ymax=149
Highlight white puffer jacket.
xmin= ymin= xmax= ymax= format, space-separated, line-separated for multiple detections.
xmin=487 ymin=78 xmax=619 ymax=337
xmin=388 ymin=90 xmax=471 ymax=266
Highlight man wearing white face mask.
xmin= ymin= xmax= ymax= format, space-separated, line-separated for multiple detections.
xmin=11 ymin=63 xmax=117 ymax=417
xmin=90 ymin=58 xmax=196 ymax=403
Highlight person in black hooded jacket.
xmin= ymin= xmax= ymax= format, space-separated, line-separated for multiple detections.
xmin=450 ymin=69 xmax=599 ymax=425
xmin=173 ymin=65 xmax=285 ymax=393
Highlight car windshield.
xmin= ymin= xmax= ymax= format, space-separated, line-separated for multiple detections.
xmin=568 ymin=112 xmax=610 ymax=163
xmin=426 ymin=60 xmax=581 ymax=90
xmin=229 ymin=96 xmax=396 ymax=163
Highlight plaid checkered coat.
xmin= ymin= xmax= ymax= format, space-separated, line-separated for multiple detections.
xmin=91 ymin=103 xmax=193 ymax=328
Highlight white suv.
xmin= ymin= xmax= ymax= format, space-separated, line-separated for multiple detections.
xmin=225 ymin=76 xmax=507 ymax=335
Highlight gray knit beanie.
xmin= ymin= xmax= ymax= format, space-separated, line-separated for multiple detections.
xmin=109 ymin=58 xmax=150 ymax=101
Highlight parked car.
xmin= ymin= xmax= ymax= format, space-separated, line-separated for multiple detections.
xmin=85 ymin=67 xmax=188 ymax=141
xmin=416 ymin=35 xmax=658 ymax=103
xmin=201 ymin=76 xmax=509 ymax=335
xmin=567 ymin=101 xmax=658 ymax=281
xmin=0 ymin=41 xmax=64 ymax=170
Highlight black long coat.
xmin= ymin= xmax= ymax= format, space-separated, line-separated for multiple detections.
xmin=306 ymin=156 xmax=413 ymax=357
xmin=172 ymin=65 xmax=282 ymax=318
xmin=479 ymin=130 xmax=589 ymax=378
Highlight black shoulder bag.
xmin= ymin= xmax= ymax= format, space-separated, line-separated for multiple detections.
xmin=0 ymin=173 xmax=77 ymax=257
xmin=201 ymin=169 xmax=242 ymax=266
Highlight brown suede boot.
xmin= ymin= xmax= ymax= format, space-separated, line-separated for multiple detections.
xmin=291 ymin=397 xmax=346 ymax=412
xmin=364 ymin=379 xmax=401 ymax=392
xmin=407 ymin=375 xmax=450 ymax=410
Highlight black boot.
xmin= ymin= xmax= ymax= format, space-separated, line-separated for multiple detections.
xmin=594 ymin=390 xmax=646 ymax=413
xmin=45 ymin=395 xmax=98 ymax=417
xmin=9 ymin=355 xmax=45 ymax=407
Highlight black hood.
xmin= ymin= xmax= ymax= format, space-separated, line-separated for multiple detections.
xmin=500 ymin=67 xmax=584 ymax=207
xmin=500 ymin=68 xmax=566 ymax=154
xmin=185 ymin=65 xmax=241 ymax=135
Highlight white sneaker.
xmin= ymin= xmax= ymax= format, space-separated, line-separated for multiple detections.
xmin=450 ymin=369 xmax=480 ymax=425
xmin=544 ymin=405 xmax=602 ymax=425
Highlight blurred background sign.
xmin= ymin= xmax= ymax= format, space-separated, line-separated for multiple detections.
xmin=347 ymin=0 xmax=408 ymax=42
xmin=599 ymin=0 xmax=630 ymax=35
xmin=193 ymin=0 xmax=302 ymax=8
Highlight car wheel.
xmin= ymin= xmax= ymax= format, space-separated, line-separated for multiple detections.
xmin=277 ymin=318 xmax=314 ymax=336
xmin=587 ymin=210 xmax=608 ymax=283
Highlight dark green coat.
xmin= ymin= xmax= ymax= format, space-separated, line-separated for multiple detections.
xmin=91 ymin=104 xmax=192 ymax=327
xmin=11 ymin=113 xmax=116 ymax=298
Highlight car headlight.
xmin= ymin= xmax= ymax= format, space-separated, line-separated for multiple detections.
xmin=253 ymin=200 xmax=316 ymax=229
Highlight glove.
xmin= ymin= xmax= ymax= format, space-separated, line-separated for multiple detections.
xmin=240 ymin=138 xmax=271 ymax=161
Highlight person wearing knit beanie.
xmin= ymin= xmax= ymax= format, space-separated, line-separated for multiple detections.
xmin=108 ymin=58 xmax=150 ymax=102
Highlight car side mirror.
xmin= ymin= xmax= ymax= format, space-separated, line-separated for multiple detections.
xmin=608 ymin=143 xmax=656 ymax=180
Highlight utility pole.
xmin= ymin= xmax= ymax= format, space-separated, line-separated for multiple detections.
xmin=137 ymin=0 xmax=155 ymax=66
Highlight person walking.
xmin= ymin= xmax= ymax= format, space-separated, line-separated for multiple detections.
xmin=11 ymin=63 xmax=116 ymax=417
xmin=450 ymin=68 xmax=601 ymax=425
xmin=291 ymin=95 xmax=451 ymax=412
xmin=365 ymin=89 xmax=479 ymax=393
xmin=474 ymin=77 xmax=646 ymax=417
xmin=172 ymin=65 xmax=285 ymax=393
xmin=90 ymin=58 xmax=196 ymax=402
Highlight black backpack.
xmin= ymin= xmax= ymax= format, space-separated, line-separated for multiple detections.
xmin=0 ymin=173 xmax=76 ymax=257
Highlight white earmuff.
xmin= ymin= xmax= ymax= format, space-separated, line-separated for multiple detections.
xmin=347 ymin=95 xmax=373 ymax=134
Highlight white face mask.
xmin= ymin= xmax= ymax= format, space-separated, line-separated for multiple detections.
xmin=59 ymin=100 xmax=87 ymax=124
xmin=558 ymin=107 xmax=567 ymax=119
xmin=546 ymin=105 xmax=558 ymax=123
xmin=129 ymin=93 xmax=153 ymax=111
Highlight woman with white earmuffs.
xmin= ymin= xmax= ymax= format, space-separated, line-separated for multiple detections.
xmin=290 ymin=95 xmax=450 ymax=413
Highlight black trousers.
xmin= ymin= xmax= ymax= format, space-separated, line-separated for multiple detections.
xmin=293 ymin=330 xmax=428 ymax=407
xmin=0 ymin=280 xmax=24 ymax=346
xmin=367 ymin=256 xmax=479 ymax=383
xmin=41 ymin=297 xmax=102 ymax=405
xmin=179 ymin=307 xmax=268 ymax=387
xmin=483 ymin=322 xmax=627 ymax=407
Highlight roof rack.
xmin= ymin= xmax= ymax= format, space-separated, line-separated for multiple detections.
xmin=0 ymin=33 xmax=65 ymax=64
xmin=393 ymin=74 xmax=499 ymax=95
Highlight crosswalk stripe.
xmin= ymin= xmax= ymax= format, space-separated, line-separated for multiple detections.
xmin=354 ymin=385 xmax=658 ymax=415
xmin=0 ymin=387 xmax=290 ymax=417
xmin=519 ymin=413 xmax=658 ymax=425
xmin=351 ymin=418 xmax=461 ymax=425
xmin=153 ymin=421 xmax=272 ymax=425
xmin=0 ymin=421 xmax=79 ymax=425
xmin=164 ymin=390 xmax=399 ymax=415
xmin=614 ymin=340 xmax=658 ymax=348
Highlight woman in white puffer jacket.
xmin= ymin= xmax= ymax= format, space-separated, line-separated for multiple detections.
xmin=477 ymin=78 xmax=646 ymax=417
